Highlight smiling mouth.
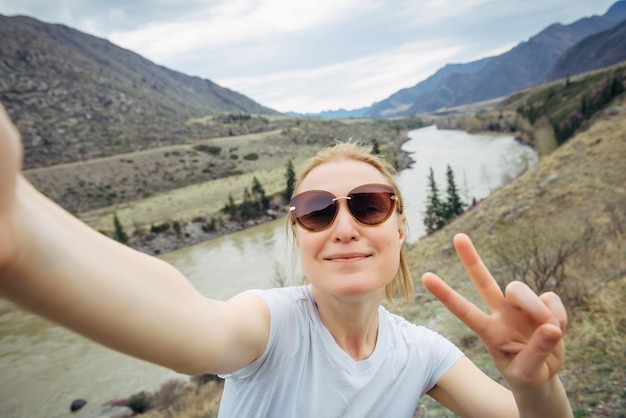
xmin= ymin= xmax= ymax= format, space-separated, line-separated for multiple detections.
xmin=324 ymin=254 xmax=370 ymax=261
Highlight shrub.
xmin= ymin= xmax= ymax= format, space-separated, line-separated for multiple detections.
xmin=488 ymin=211 xmax=598 ymax=308
xmin=194 ymin=144 xmax=222 ymax=156
xmin=150 ymin=222 xmax=170 ymax=234
xmin=125 ymin=392 xmax=151 ymax=413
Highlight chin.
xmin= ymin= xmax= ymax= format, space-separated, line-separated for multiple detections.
xmin=321 ymin=280 xmax=386 ymax=301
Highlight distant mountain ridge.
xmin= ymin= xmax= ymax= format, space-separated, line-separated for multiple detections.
xmin=0 ymin=15 xmax=278 ymax=168
xmin=300 ymin=1 xmax=626 ymax=118
xmin=546 ymin=17 xmax=626 ymax=81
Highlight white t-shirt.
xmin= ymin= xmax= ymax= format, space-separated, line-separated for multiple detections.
xmin=218 ymin=286 xmax=463 ymax=418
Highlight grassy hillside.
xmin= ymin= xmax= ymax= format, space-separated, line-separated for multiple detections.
xmin=403 ymin=94 xmax=626 ymax=416
xmin=434 ymin=60 xmax=626 ymax=157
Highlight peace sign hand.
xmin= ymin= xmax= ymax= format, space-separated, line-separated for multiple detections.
xmin=422 ymin=233 xmax=567 ymax=392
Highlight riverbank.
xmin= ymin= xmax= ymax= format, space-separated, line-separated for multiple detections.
xmin=125 ymin=145 xmax=415 ymax=256
xmin=128 ymin=202 xmax=290 ymax=256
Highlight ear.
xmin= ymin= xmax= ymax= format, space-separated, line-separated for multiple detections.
xmin=397 ymin=213 xmax=407 ymax=247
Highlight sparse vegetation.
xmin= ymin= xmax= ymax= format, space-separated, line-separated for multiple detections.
xmin=406 ymin=98 xmax=626 ymax=417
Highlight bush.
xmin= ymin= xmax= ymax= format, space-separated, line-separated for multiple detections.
xmin=150 ymin=222 xmax=170 ymax=234
xmin=194 ymin=144 xmax=222 ymax=156
xmin=488 ymin=211 xmax=598 ymax=308
xmin=125 ymin=392 xmax=151 ymax=413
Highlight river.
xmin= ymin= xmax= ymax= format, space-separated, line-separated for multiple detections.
xmin=0 ymin=126 xmax=537 ymax=417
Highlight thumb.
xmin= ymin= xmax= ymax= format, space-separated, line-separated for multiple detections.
xmin=511 ymin=323 xmax=563 ymax=383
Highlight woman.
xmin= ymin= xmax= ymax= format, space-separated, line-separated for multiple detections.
xmin=0 ymin=103 xmax=572 ymax=417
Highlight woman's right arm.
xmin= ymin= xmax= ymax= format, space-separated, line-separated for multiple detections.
xmin=0 ymin=103 xmax=270 ymax=376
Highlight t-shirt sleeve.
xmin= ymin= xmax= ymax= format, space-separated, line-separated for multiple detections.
xmin=419 ymin=326 xmax=465 ymax=393
xmin=219 ymin=288 xmax=300 ymax=381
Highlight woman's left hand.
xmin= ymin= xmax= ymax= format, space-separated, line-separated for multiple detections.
xmin=422 ymin=233 xmax=567 ymax=392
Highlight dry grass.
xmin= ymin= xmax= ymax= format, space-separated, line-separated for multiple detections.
xmin=139 ymin=379 xmax=224 ymax=418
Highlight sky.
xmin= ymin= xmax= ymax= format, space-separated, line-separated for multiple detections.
xmin=0 ymin=0 xmax=620 ymax=113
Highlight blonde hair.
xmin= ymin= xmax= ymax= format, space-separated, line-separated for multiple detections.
xmin=288 ymin=140 xmax=414 ymax=304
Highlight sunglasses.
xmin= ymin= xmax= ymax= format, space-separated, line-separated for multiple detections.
xmin=289 ymin=183 xmax=398 ymax=232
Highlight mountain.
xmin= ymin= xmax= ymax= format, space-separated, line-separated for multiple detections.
xmin=364 ymin=58 xmax=493 ymax=118
xmin=286 ymin=107 xmax=369 ymax=119
xmin=0 ymin=15 xmax=278 ymax=168
xmin=365 ymin=1 xmax=626 ymax=117
xmin=546 ymin=17 xmax=626 ymax=82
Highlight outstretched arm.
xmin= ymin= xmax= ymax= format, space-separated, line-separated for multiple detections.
xmin=0 ymin=103 xmax=269 ymax=376
xmin=423 ymin=233 xmax=572 ymax=418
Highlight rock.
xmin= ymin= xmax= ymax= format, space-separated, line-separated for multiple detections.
xmin=74 ymin=405 xmax=133 ymax=418
xmin=604 ymin=105 xmax=624 ymax=115
xmin=70 ymin=399 xmax=87 ymax=412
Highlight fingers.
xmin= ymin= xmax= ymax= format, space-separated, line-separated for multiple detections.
xmin=505 ymin=281 xmax=555 ymax=325
xmin=422 ymin=272 xmax=489 ymax=334
xmin=541 ymin=292 xmax=568 ymax=332
xmin=505 ymin=282 xmax=567 ymax=332
xmin=511 ymin=323 xmax=563 ymax=383
xmin=453 ymin=233 xmax=505 ymax=312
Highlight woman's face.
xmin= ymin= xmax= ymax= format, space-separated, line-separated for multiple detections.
xmin=294 ymin=160 xmax=406 ymax=301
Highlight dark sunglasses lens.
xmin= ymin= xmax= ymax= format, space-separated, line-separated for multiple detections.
xmin=349 ymin=186 xmax=395 ymax=225
xmin=291 ymin=191 xmax=336 ymax=231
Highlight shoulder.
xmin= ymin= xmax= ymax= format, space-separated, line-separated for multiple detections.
xmin=245 ymin=286 xmax=315 ymax=330
xmin=380 ymin=307 xmax=463 ymax=359
xmin=246 ymin=285 xmax=312 ymax=309
xmin=380 ymin=307 xmax=444 ymax=342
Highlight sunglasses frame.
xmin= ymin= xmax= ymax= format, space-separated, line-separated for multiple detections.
xmin=289 ymin=183 xmax=398 ymax=232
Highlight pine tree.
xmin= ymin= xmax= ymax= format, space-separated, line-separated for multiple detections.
xmin=371 ymin=139 xmax=381 ymax=155
xmin=285 ymin=160 xmax=296 ymax=201
xmin=223 ymin=194 xmax=237 ymax=218
xmin=424 ymin=167 xmax=445 ymax=233
xmin=443 ymin=164 xmax=466 ymax=221
xmin=240 ymin=187 xmax=257 ymax=220
xmin=112 ymin=212 xmax=128 ymax=244
xmin=251 ymin=176 xmax=268 ymax=210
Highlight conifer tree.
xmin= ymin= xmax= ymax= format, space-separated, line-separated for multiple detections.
xmin=285 ymin=160 xmax=296 ymax=201
xmin=443 ymin=164 xmax=466 ymax=221
xmin=371 ymin=139 xmax=381 ymax=155
xmin=251 ymin=176 xmax=268 ymax=210
xmin=224 ymin=194 xmax=237 ymax=218
xmin=112 ymin=212 xmax=128 ymax=244
xmin=240 ymin=187 xmax=257 ymax=220
xmin=423 ymin=167 xmax=445 ymax=233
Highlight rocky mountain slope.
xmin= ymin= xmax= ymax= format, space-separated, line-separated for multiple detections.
xmin=0 ymin=15 xmax=278 ymax=169
xmin=365 ymin=0 xmax=626 ymax=117
xmin=546 ymin=17 xmax=626 ymax=81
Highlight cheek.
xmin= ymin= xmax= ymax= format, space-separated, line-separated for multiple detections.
xmin=295 ymin=230 xmax=324 ymax=261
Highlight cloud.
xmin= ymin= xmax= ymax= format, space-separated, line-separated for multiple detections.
xmin=108 ymin=0 xmax=373 ymax=64
xmin=219 ymin=39 xmax=467 ymax=112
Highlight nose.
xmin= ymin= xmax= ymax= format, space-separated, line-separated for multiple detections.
xmin=332 ymin=199 xmax=359 ymax=241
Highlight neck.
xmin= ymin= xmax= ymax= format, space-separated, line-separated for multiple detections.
xmin=311 ymin=286 xmax=383 ymax=361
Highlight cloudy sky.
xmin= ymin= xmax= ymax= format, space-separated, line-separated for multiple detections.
xmin=0 ymin=0 xmax=619 ymax=113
